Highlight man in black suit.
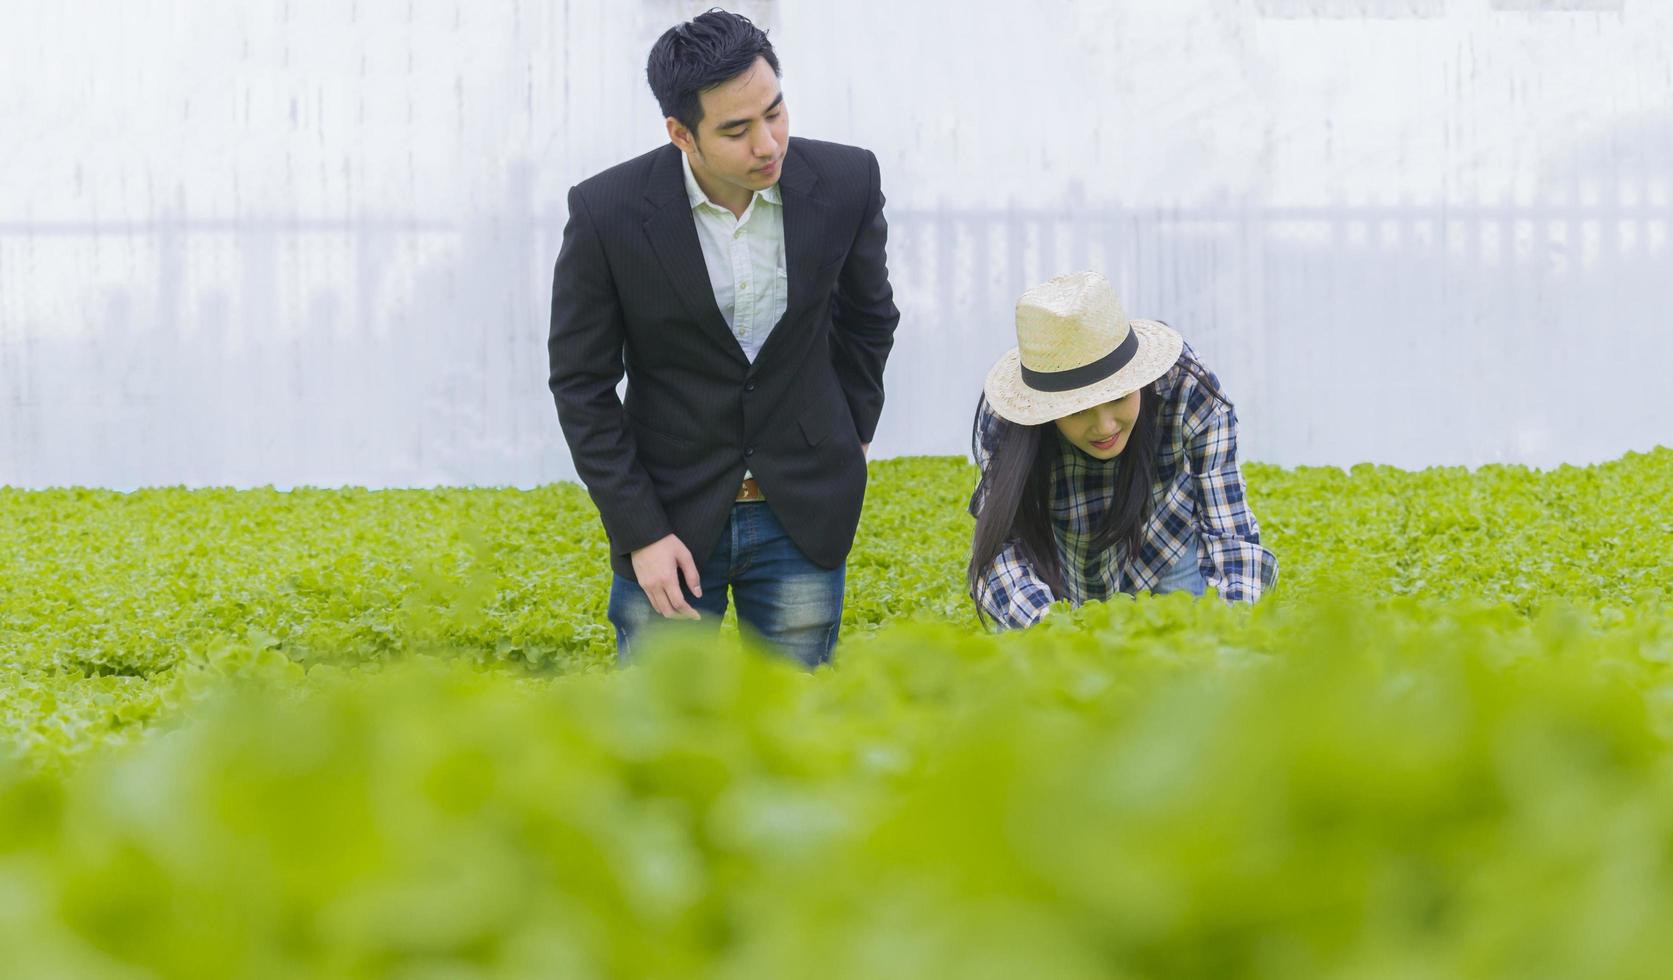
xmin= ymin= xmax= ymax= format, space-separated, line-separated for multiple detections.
xmin=548 ymin=9 xmax=899 ymax=667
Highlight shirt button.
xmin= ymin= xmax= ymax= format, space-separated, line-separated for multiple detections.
xmin=744 ymin=447 xmax=755 ymax=457
xmin=739 ymin=281 xmax=749 ymax=291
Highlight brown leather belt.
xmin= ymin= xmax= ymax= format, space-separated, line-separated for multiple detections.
xmin=735 ymin=477 xmax=767 ymax=503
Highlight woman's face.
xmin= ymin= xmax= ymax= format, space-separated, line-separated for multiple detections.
xmin=1054 ymin=389 xmax=1141 ymax=460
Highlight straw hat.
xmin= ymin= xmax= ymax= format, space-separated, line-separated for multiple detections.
xmin=984 ymin=271 xmax=1184 ymax=426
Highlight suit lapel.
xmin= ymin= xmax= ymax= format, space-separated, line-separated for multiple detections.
xmin=642 ymin=146 xmax=747 ymax=363
xmin=759 ymin=141 xmax=829 ymax=364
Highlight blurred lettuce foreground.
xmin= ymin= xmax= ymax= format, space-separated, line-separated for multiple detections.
xmin=0 ymin=448 xmax=1670 ymax=978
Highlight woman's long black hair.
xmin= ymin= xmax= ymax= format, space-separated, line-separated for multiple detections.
xmin=966 ymin=344 xmax=1230 ymax=626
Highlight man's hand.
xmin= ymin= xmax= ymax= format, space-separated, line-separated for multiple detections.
xmin=630 ymin=533 xmax=703 ymax=620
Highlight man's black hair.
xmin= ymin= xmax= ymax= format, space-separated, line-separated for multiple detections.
xmin=646 ymin=8 xmax=780 ymax=137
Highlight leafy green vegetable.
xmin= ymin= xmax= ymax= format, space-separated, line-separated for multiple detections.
xmin=0 ymin=448 xmax=1668 ymax=976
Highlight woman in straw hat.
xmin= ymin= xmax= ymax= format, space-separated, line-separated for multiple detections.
xmin=969 ymin=271 xmax=1277 ymax=629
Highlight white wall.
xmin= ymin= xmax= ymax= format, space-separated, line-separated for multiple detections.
xmin=2 ymin=0 xmax=1670 ymax=489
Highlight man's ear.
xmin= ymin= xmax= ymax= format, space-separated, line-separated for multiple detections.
xmin=666 ymin=117 xmax=697 ymax=155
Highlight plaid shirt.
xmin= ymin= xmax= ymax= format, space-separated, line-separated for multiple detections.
xmin=971 ymin=343 xmax=1278 ymax=629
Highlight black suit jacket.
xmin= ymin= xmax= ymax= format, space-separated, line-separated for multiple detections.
xmin=548 ymin=137 xmax=900 ymax=579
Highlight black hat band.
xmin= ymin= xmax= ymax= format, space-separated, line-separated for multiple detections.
xmin=1018 ymin=329 xmax=1139 ymax=393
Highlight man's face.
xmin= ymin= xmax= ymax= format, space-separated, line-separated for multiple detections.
xmin=1053 ymin=389 xmax=1142 ymax=460
xmin=669 ymin=56 xmax=789 ymax=196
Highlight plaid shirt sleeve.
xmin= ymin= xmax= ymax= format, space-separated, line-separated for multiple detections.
xmin=970 ymin=399 xmax=1058 ymax=629
xmin=974 ymin=541 xmax=1058 ymax=630
xmin=1187 ymin=402 xmax=1279 ymax=603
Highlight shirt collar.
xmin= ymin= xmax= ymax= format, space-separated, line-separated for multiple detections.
xmin=681 ymin=152 xmax=782 ymax=212
xmin=1152 ymin=340 xmax=1194 ymax=402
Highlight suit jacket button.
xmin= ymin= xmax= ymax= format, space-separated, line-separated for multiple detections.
xmin=744 ymin=381 xmax=756 ymax=392
xmin=744 ymin=447 xmax=755 ymax=457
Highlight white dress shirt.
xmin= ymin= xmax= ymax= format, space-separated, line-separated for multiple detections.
xmin=682 ymin=152 xmax=788 ymax=364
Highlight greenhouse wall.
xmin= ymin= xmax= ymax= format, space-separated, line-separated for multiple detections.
xmin=3 ymin=0 xmax=1669 ymax=488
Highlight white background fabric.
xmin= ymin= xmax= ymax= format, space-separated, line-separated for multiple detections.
xmin=2 ymin=0 xmax=1669 ymax=489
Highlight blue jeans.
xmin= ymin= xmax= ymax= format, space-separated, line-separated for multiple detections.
xmin=1155 ymin=535 xmax=1208 ymax=596
xmin=607 ymin=502 xmax=846 ymax=669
